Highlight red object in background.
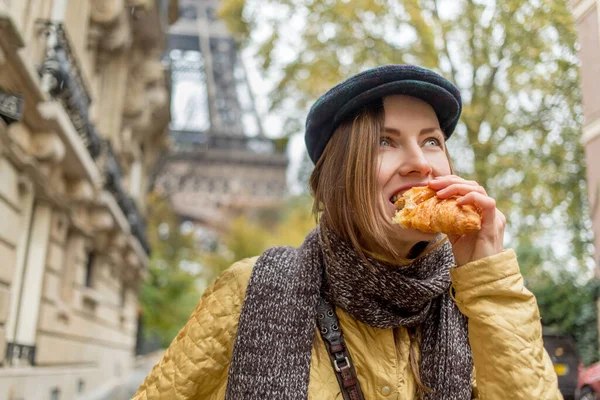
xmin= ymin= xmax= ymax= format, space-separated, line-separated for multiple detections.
xmin=577 ymin=361 xmax=600 ymax=399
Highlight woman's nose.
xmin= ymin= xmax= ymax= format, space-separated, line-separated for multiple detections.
xmin=397 ymin=146 xmax=432 ymax=176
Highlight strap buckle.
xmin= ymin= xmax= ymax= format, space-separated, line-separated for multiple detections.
xmin=334 ymin=356 xmax=350 ymax=372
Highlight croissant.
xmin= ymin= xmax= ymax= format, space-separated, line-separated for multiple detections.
xmin=392 ymin=186 xmax=481 ymax=235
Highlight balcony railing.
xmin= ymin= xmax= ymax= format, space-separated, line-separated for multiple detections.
xmin=6 ymin=342 xmax=36 ymax=366
xmin=35 ymin=20 xmax=150 ymax=256
xmin=37 ymin=19 xmax=101 ymax=159
xmin=0 ymin=90 xmax=24 ymax=125
xmin=102 ymin=141 xmax=151 ymax=255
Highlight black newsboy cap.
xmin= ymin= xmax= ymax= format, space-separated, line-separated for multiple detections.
xmin=304 ymin=65 xmax=462 ymax=164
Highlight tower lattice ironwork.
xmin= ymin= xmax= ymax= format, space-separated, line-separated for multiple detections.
xmin=155 ymin=0 xmax=289 ymax=242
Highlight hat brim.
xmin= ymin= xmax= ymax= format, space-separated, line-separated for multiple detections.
xmin=333 ymin=80 xmax=460 ymax=136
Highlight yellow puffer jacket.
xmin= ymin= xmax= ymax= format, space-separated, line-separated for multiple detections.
xmin=133 ymin=250 xmax=562 ymax=399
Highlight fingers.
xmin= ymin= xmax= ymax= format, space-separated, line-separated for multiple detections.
xmin=429 ymin=175 xmax=481 ymax=190
xmin=429 ymin=175 xmax=488 ymax=199
xmin=455 ymin=191 xmax=494 ymax=208
xmin=435 ymin=183 xmax=487 ymax=199
xmin=457 ymin=192 xmax=504 ymax=231
xmin=496 ymin=209 xmax=507 ymax=227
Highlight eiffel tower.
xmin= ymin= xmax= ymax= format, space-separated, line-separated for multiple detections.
xmin=156 ymin=0 xmax=289 ymax=244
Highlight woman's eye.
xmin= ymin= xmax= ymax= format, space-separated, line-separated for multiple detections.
xmin=424 ymin=138 xmax=441 ymax=147
xmin=380 ymin=138 xmax=392 ymax=147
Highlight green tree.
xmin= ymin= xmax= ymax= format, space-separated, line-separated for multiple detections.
xmin=219 ymin=0 xmax=593 ymax=270
xmin=139 ymin=192 xmax=202 ymax=348
xmin=532 ymin=272 xmax=600 ymax=366
xmin=201 ymin=195 xmax=316 ymax=282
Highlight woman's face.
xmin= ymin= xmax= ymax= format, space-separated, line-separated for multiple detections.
xmin=377 ymin=95 xmax=452 ymax=242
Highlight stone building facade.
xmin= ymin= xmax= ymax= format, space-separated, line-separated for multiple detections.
xmin=570 ymin=0 xmax=600 ymax=273
xmin=0 ymin=1 xmax=177 ymax=399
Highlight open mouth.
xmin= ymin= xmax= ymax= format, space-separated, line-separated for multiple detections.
xmin=390 ymin=189 xmax=408 ymax=204
xmin=390 ymin=194 xmax=406 ymax=210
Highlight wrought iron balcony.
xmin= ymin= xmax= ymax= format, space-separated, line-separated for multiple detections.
xmin=102 ymin=141 xmax=151 ymax=255
xmin=0 ymin=90 xmax=24 ymax=125
xmin=37 ymin=20 xmax=101 ymax=159
xmin=6 ymin=342 xmax=36 ymax=366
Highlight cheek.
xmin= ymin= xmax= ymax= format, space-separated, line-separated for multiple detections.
xmin=429 ymin=152 xmax=452 ymax=176
xmin=376 ymin=154 xmax=396 ymax=189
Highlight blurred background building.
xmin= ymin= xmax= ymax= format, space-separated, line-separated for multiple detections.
xmin=570 ymin=0 xmax=600 ymax=357
xmin=154 ymin=0 xmax=288 ymax=247
xmin=570 ymin=0 xmax=600 ymax=274
xmin=0 ymin=0 xmax=178 ymax=398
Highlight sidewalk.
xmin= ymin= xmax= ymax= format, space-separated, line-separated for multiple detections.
xmin=78 ymin=351 xmax=164 ymax=400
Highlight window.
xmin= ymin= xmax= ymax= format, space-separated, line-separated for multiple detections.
xmin=84 ymin=252 xmax=95 ymax=288
xmin=205 ymin=7 xmax=216 ymax=21
xmin=77 ymin=379 xmax=85 ymax=393
xmin=50 ymin=388 xmax=61 ymax=400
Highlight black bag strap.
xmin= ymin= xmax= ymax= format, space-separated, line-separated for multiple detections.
xmin=316 ymin=297 xmax=365 ymax=400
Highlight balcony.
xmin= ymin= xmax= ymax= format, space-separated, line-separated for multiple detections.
xmin=0 ymin=91 xmax=24 ymax=124
xmin=5 ymin=342 xmax=36 ymax=366
xmin=38 ymin=20 xmax=101 ymax=160
xmin=36 ymin=20 xmax=150 ymax=256
xmin=102 ymin=142 xmax=151 ymax=255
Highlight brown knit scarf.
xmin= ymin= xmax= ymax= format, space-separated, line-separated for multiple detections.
xmin=226 ymin=227 xmax=472 ymax=399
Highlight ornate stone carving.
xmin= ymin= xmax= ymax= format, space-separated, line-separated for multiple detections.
xmin=93 ymin=232 xmax=112 ymax=253
xmin=47 ymin=165 xmax=67 ymax=195
xmin=68 ymin=179 xmax=96 ymax=203
xmin=90 ymin=0 xmax=125 ymax=25
xmin=0 ymin=90 xmax=24 ymax=124
xmin=91 ymin=209 xmax=115 ymax=231
xmin=71 ymin=205 xmax=91 ymax=234
xmin=7 ymin=122 xmax=32 ymax=154
xmin=38 ymin=21 xmax=102 ymax=159
xmin=31 ymin=132 xmax=66 ymax=164
xmin=111 ymin=232 xmax=129 ymax=249
xmin=123 ymin=58 xmax=170 ymax=140
xmin=122 ymin=64 xmax=145 ymax=118
xmin=125 ymin=250 xmax=138 ymax=268
xmin=98 ymin=12 xmax=133 ymax=53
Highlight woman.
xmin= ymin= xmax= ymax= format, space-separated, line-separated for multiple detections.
xmin=134 ymin=65 xmax=561 ymax=399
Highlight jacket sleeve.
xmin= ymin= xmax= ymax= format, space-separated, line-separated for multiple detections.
xmin=132 ymin=258 xmax=254 ymax=400
xmin=450 ymin=250 xmax=562 ymax=400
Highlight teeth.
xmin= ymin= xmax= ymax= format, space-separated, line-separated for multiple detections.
xmin=391 ymin=195 xmax=398 ymax=203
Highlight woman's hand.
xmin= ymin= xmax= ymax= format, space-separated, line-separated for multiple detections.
xmin=428 ymin=175 xmax=506 ymax=266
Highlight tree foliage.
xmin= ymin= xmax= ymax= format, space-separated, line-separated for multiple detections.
xmin=201 ymin=195 xmax=316 ymax=283
xmin=139 ymin=192 xmax=203 ymax=348
xmin=531 ymin=272 xmax=600 ymax=366
xmin=139 ymin=191 xmax=315 ymax=349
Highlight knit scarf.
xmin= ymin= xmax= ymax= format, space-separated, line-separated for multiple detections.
xmin=226 ymin=227 xmax=472 ymax=399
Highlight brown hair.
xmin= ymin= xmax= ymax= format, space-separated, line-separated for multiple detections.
xmin=309 ymin=102 xmax=396 ymax=263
